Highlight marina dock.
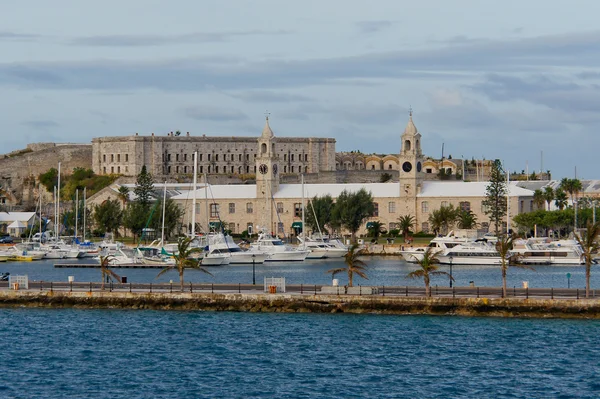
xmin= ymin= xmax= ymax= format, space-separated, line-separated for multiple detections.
xmin=54 ymin=263 xmax=164 ymax=268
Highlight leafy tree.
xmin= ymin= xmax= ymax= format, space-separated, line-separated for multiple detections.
xmin=367 ymin=220 xmax=385 ymax=240
xmin=482 ymin=160 xmax=508 ymax=236
xmin=407 ymin=247 xmax=452 ymax=297
xmin=554 ymin=189 xmax=568 ymax=210
xmin=575 ymin=221 xmax=600 ymax=298
xmin=305 ymin=195 xmax=334 ymax=234
xmin=333 ymin=188 xmax=375 ymax=243
xmin=397 ymin=215 xmax=415 ymax=242
xmin=457 ymin=209 xmax=478 ymax=229
xmin=134 ymin=165 xmax=154 ymax=208
xmin=156 ymin=236 xmax=212 ymax=291
xmin=533 ymin=189 xmax=545 ymax=210
xmin=326 ymin=244 xmax=368 ymax=287
xmin=39 ymin=168 xmax=59 ymax=193
xmin=543 ymin=186 xmax=554 ymax=211
xmin=122 ymin=202 xmax=150 ymax=240
xmin=93 ymin=198 xmax=123 ymax=235
xmin=98 ymin=255 xmax=121 ymax=291
xmin=149 ymin=198 xmax=184 ymax=240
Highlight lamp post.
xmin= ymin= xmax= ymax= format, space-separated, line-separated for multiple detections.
xmin=449 ymin=255 xmax=453 ymax=288
xmin=252 ymin=254 xmax=256 ymax=286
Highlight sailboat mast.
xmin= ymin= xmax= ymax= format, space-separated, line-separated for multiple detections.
xmin=57 ymin=162 xmax=61 ymax=239
xmin=161 ymin=181 xmax=167 ymax=246
xmin=191 ymin=152 xmax=198 ymax=237
xmin=83 ymin=187 xmax=86 ymax=242
xmin=205 ymin=173 xmax=209 ymax=232
xmin=75 ymin=189 xmax=78 ymax=240
xmin=38 ymin=184 xmax=42 ymax=237
xmin=301 ymin=174 xmax=305 ymax=249
xmin=53 ymin=186 xmax=57 ymax=239
xmin=506 ymin=163 xmax=510 ymax=234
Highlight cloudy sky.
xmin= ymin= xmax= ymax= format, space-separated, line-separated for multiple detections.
xmin=1 ymin=0 xmax=599 ymax=179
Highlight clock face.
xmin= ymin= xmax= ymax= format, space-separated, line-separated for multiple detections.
xmin=259 ymin=164 xmax=268 ymax=174
xmin=402 ymin=161 xmax=413 ymax=173
xmin=272 ymin=164 xmax=278 ymax=175
xmin=416 ymin=162 xmax=422 ymax=172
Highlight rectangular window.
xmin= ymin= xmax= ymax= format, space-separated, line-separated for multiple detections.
xmin=125 ymin=166 xmax=128 ymax=173
xmin=294 ymin=203 xmax=302 ymax=217
xmin=373 ymin=203 xmax=379 ymax=217
xmin=117 ymin=154 xmax=121 ymax=162
xmin=239 ymin=154 xmax=242 ymax=161
xmin=184 ymin=166 xmax=187 ymax=173
xmin=460 ymin=201 xmax=471 ymax=211
xmin=229 ymin=223 xmax=236 ymax=234
xmin=117 ymin=166 xmax=120 ymax=173
xmin=176 ymin=154 xmax=179 ymax=161
xmin=388 ymin=202 xmax=396 ymax=213
xmin=103 ymin=154 xmax=106 ymax=162
xmin=246 ymin=202 xmax=253 ymax=214
xmin=199 ymin=166 xmax=203 ymax=174
xmin=176 ymin=166 xmax=179 ymax=173
xmin=168 ymin=154 xmax=171 ymax=161
xmin=246 ymin=154 xmax=250 ymax=161
xmin=277 ymin=202 xmax=284 ymax=214
xmin=103 ymin=167 xmax=106 ymax=173
xmin=208 ymin=154 xmax=211 ymax=161
xmin=195 ymin=203 xmax=201 ymax=215
xmin=421 ymin=201 xmax=429 ymax=213
xmin=229 ymin=203 xmax=235 ymax=214
xmin=305 ymin=154 xmax=308 ymax=161
xmin=277 ymin=222 xmax=284 ymax=234
xmin=421 ymin=222 xmax=430 ymax=233
xmin=111 ymin=154 xmax=114 ymax=162
xmin=215 ymin=154 xmax=219 ymax=161
xmin=111 ymin=166 xmax=114 ymax=173
xmin=199 ymin=154 xmax=203 ymax=161
xmin=125 ymin=154 xmax=129 ymax=162
xmin=184 ymin=154 xmax=187 ymax=161
xmin=210 ymin=204 xmax=220 ymax=218
xmin=441 ymin=201 xmax=448 ymax=208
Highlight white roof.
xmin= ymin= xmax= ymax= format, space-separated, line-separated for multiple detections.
xmin=171 ymin=185 xmax=257 ymax=200
xmin=7 ymin=220 xmax=27 ymax=228
xmin=0 ymin=212 xmax=36 ymax=223
xmin=418 ymin=181 xmax=534 ymax=197
xmin=277 ymin=183 xmax=400 ymax=199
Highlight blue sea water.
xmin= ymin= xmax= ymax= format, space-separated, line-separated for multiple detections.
xmin=2 ymin=257 xmax=598 ymax=289
xmin=0 ymin=309 xmax=599 ymax=398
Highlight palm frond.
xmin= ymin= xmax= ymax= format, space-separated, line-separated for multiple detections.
xmin=156 ymin=266 xmax=174 ymax=279
xmin=326 ymin=267 xmax=346 ymax=276
xmin=407 ymin=270 xmax=425 ymax=279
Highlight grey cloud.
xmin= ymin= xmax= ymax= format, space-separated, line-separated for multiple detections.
xmin=356 ymin=20 xmax=395 ymax=34
xmin=183 ymin=106 xmax=248 ymax=122
xmin=21 ymin=119 xmax=60 ymax=129
xmin=2 ymin=31 xmax=600 ymax=92
xmin=70 ymin=30 xmax=290 ymax=47
xmin=0 ymin=31 xmax=39 ymax=41
xmin=228 ymin=90 xmax=312 ymax=103
xmin=470 ymin=74 xmax=600 ymax=113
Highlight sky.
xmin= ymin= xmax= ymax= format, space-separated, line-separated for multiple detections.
xmin=1 ymin=0 xmax=599 ymax=179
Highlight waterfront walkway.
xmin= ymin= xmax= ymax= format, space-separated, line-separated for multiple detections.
xmin=0 ymin=281 xmax=597 ymax=300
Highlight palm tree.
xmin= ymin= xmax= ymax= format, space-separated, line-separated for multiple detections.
xmin=156 ymin=236 xmax=212 ymax=291
xmin=495 ymin=234 xmax=533 ymax=298
xmin=554 ymin=189 xmax=568 ymax=210
xmin=560 ymin=178 xmax=583 ymax=204
xmin=397 ymin=215 xmax=415 ymax=242
xmin=533 ymin=189 xmax=545 ymax=211
xmin=367 ymin=220 xmax=385 ymax=241
xmin=457 ymin=209 xmax=478 ymax=229
xmin=407 ymin=247 xmax=453 ymax=297
xmin=98 ymin=255 xmax=121 ymax=291
xmin=543 ymin=186 xmax=554 ymax=211
xmin=117 ymin=186 xmax=129 ymax=208
xmin=326 ymin=244 xmax=368 ymax=287
xmin=574 ymin=221 xmax=600 ymax=298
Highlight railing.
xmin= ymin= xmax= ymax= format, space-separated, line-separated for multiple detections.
xmin=0 ymin=281 xmax=596 ymax=299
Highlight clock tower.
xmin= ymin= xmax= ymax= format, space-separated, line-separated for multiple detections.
xmin=256 ymin=115 xmax=280 ymax=232
xmin=398 ymin=110 xmax=424 ymax=214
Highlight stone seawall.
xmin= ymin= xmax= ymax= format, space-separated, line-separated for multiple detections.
xmin=1 ymin=291 xmax=599 ymax=318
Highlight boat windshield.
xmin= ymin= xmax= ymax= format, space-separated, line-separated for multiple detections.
xmin=273 ymin=240 xmax=284 ymax=246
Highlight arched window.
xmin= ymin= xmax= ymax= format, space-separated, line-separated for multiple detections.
xmin=261 ymin=143 xmax=267 ymax=153
xmin=388 ymin=164 xmax=393 ymax=170
xmin=405 ymin=140 xmax=411 ymax=151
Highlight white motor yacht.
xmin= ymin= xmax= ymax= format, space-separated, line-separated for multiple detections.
xmin=297 ymin=235 xmax=347 ymax=259
xmin=512 ymin=238 xmax=584 ymax=265
xmin=250 ymin=231 xmax=309 ymax=262
xmin=207 ymin=233 xmax=269 ymax=264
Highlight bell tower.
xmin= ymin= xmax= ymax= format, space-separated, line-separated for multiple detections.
xmin=256 ymin=115 xmax=280 ymax=231
xmin=398 ymin=109 xmax=424 ymax=213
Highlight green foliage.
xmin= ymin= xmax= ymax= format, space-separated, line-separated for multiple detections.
xmin=149 ymin=199 xmax=184 ymax=240
xmin=574 ymin=221 xmax=600 ymax=298
xmin=554 ymin=189 xmax=568 ymax=210
xmin=559 ymin=178 xmax=583 ymax=202
xmin=122 ymin=202 xmax=150 ymax=239
xmin=305 ymin=195 xmax=334 ymax=234
xmin=457 ymin=209 xmax=478 ymax=229
xmin=428 ymin=204 xmax=458 ymax=235
xmin=367 ymin=220 xmax=385 ymax=240
xmin=134 ymin=165 xmax=154 ymax=208
xmin=379 ymin=173 xmax=392 ymax=183
xmin=332 ymin=188 xmax=375 ymax=242
xmin=407 ymin=247 xmax=452 ymax=296
xmin=326 ymin=244 xmax=368 ymax=287
xmin=117 ymin=186 xmax=129 ymax=205
xmin=543 ymin=186 xmax=554 ymax=210
xmin=39 ymin=168 xmax=58 ymax=193
xmin=482 ymin=159 xmax=507 ymax=235
xmin=93 ymin=198 xmax=123 ymax=235
xmin=156 ymin=236 xmax=212 ymax=291
xmin=397 ymin=214 xmax=415 ymax=240
xmin=533 ymin=189 xmax=545 ymax=210
xmin=512 ymin=209 xmax=574 ymax=236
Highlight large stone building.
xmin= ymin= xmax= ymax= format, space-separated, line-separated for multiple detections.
xmin=91 ymin=123 xmax=336 ymax=178
xmin=88 ymin=114 xmax=538 ymax=237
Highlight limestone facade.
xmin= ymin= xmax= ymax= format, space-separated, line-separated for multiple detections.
xmin=92 ymin=130 xmax=336 ymax=178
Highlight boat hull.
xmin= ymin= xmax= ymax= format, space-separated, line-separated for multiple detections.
xmin=265 ymin=250 xmax=310 ymax=262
